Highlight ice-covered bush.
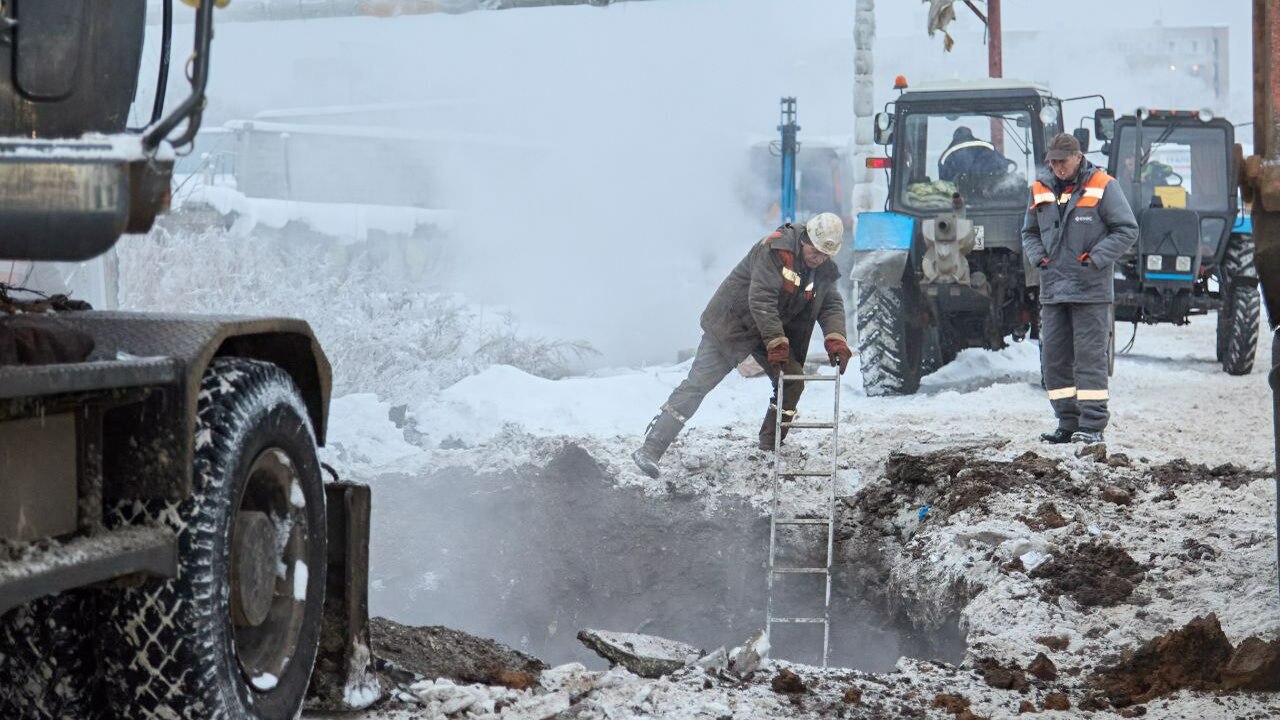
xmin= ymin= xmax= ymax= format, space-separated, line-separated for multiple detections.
xmin=118 ymin=216 xmax=593 ymax=399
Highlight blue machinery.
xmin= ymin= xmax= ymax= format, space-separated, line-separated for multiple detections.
xmin=778 ymin=97 xmax=799 ymax=224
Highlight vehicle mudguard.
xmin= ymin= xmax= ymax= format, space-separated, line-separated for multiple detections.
xmin=850 ymin=211 xmax=914 ymax=286
xmin=1 ymin=312 xmax=331 ymax=501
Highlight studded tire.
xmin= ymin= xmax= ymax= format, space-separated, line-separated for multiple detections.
xmin=0 ymin=592 xmax=101 ymax=719
xmin=855 ymin=281 xmax=924 ymax=396
xmin=99 ymin=357 xmax=328 ymax=719
xmin=1217 ymin=234 xmax=1260 ymax=376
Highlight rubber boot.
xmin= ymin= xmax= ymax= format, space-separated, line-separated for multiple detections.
xmin=632 ymin=409 xmax=684 ymax=478
xmin=757 ymin=403 xmax=797 ymax=451
xmin=758 ymin=366 xmax=803 ymax=450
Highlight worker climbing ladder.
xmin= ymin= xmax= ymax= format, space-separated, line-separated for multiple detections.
xmin=765 ymin=368 xmax=840 ymax=667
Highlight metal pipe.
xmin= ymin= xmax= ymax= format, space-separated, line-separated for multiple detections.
xmin=150 ymin=0 xmax=173 ymax=125
xmin=143 ymin=0 xmax=216 ymax=150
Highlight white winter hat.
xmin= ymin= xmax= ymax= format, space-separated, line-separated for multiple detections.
xmin=805 ymin=212 xmax=844 ymax=256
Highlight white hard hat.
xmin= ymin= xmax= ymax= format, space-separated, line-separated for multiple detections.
xmin=805 ymin=212 xmax=844 ymax=256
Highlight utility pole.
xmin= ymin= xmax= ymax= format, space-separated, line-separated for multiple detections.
xmin=962 ymin=0 xmax=1003 ymax=150
xmin=850 ymin=0 xmax=877 ymax=224
xmin=986 ymin=0 xmax=1001 ymax=79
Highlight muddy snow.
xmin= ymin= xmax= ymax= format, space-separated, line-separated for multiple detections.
xmin=304 ymin=316 xmax=1280 ymax=719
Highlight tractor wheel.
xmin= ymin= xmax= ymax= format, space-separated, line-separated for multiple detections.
xmin=99 ymin=357 xmax=328 ymax=719
xmin=1218 ymin=235 xmax=1260 ymax=376
xmin=0 ymin=592 xmax=101 ymax=719
xmin=856 ymin=281 xmax=924 ymax=396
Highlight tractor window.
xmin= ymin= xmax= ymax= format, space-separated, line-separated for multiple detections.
xmin=1112 ymin=124 xmax=1230 ymax=212
xmin=896 ymin=109 xmax=1035 ymax=213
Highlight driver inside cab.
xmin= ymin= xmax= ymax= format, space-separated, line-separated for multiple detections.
xmin=938 ymin=127 xmax=1009 ymax=182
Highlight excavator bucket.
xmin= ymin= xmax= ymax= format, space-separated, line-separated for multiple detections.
xmin=307 ymin=481 xmax=382 ymax=711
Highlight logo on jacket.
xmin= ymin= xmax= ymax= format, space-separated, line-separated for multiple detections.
xmin=1073 ymin=215 xmax=1095 ymax=223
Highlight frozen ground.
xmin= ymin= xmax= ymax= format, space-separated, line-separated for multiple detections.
xmin=323 ymin=314 xmax=1277 ymax=497
xmin=310 ymin=315 xmax=1280 ymax=719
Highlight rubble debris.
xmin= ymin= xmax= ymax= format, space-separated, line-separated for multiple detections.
xmin=1041 ymin=692 xmax=1070 ymax=711
xmin=1076 ymin=443 xmax=1107 ymax=462
xmin=1102 ymin=486 xmax=1132 ymax=505
xmin=881 ymin=450 xmax=1070 ymax=517
xmin=576 ymin=629 xmax=702 ymax=679
xmin=842 ymin=687 xmax=863 ymax=704
xmin=771 ymin=668 xmax=807 ymax=694
xmin=727 ymin=630 xmax=770 ymax=678
xmin=1090 ymin=614 xmax=1236 ymax=706
xmin=1147 ymin=459 xmax=1268 ymax=490
xmin=1035 ymin=634 xmax=1070 ymax=652
xmin=977 ymin=658 xmax=1028 ymax=691
xmin=692 ymin=646 xmax=728 ymax=672
xmin=932 ymin=692 xmax=970 ymax=714
xmin=1221 ymin=636 xmax=1280 ymax=692
xmin=1119 ymin=707 xmax=1149 ymax=718
xmin=1030 ymin=541 xmax=1145 ymax=607
xmin=1027 ymin=652 xmax=1057 ymax=681
xmin=1106 ymin=453 xmax=1132 ymax=468
xmin=1017 ymin=699 xmax=1035 ymax=713
xmin=1035 ymin=502 xmax=1068 ymax=529
xmin=370 ymin=618 xmax=546 ymax=688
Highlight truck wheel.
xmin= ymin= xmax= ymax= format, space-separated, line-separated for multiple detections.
xmin=0 ymin=593 xmax=100 ymax=719
xmin=100 ymin=357 xmax=327 ymax=719
xmin=856 ymin=282 xmax=924 ymax=396
xmin=1219 ymin=234 xmax=1260 ymax=376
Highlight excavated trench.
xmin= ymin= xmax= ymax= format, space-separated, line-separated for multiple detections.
xmin=367 ymin=444 xmax=965 ymax=671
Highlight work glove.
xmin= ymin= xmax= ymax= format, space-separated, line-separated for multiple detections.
xmin=766 ymin=338 xmax=790 ymax=370
xmin=1079 ymin=252 xmax=1092 ymax=267
xmin=824 ymin=335 xmax=851 ymax=374
xmin=1039 ymin=257 xmax=1050 ymax=268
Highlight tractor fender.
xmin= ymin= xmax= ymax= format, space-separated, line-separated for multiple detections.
xmin=850 ymin=211 xmax=914 ymax=286
xmin=50 ymin=312 xmax=331 ymax=501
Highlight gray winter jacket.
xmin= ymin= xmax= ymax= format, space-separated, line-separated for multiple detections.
xmin=1022 ymin=161 xmax=1139 ymax=304
xmin=700 ymin=224 xmax=846 ymax=360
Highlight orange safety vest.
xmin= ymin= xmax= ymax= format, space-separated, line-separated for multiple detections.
xmin=1030 ymin=170 xmax=1112 ymax=210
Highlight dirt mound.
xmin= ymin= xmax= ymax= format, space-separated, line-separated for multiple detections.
xmin=1092 ymin=614 xmax=1280 ymax=708
xmin=882 ymin=449 xmax=1072 ymax=516
xmin=1030 ymin=542 xmax=1145 ymax=607
xmin=370 ymin=618 xmax=547 ymax=688
xmin=1147 ymin=459 xmax=1269 ymax=491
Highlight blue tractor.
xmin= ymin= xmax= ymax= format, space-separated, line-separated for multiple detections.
xmin=851 ymin=79 xmax=1067 ymax=395
xmin=1095 ymin=107 xmax=1260 ymax=375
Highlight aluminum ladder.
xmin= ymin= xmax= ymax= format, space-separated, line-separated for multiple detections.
xmin=764 ymin=368 xmax=840 ymax=667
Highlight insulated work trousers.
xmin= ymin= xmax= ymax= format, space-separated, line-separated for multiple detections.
xmin=1040 ymin=302 xmax=1112 ymax=432
xmin=662 ymin=333 xmax=804 ymax=444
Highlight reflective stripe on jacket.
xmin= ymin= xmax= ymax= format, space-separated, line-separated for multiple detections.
xmin=1022 ymin=162 xmax=1139 ymax=304
xmin=700 ymin=224 xmax=846 ymax=359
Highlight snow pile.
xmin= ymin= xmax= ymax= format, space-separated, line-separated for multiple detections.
xmin=175 ymin=185 xmax=454 ymax=243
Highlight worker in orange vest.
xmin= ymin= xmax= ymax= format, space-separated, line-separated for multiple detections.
xmin=1022 ymin=133 xmax=1138 ymax=445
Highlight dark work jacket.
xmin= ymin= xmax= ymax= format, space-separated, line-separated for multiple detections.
xmin=700 ymin=224 xmax=846 ymax=360
xmin=1022 ymin=161 xmax=1139 ymax=304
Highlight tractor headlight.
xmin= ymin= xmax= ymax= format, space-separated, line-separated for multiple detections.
xmin=1147 ymin=255 xmax=1163 ymax=271
xmin=1175 ymin=256 xmax=1192 ymax=272
xmin=1197 ymin=108 xmax=1214 ymax=122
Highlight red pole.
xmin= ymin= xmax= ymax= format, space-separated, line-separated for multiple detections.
xmin=988 ymin=0 xmax=1004 ymax=152
xmin=988 ymin=0 xmax=1002 ymax=79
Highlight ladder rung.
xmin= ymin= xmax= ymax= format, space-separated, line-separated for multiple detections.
xmin=780 ymin=470 xmax=832 ymax=477
xmin=780 ymin=374 xmax=838 ymax=382
xmin=781 ymin=422 xmax=835 ymax=429
xmin=771 ymin=566 xmax=828 ymax=574
xmin=775 ymin=518 xmax=831 ymax=525
xmin=770 ymin=617 xmax=828 ymax=624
